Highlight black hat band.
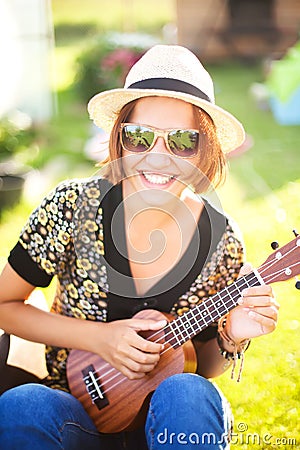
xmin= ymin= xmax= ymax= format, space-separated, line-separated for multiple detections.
xmin=127 ymin=78 xmax=212 ymax=103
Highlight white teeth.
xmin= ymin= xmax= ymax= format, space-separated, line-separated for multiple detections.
xmin=142 ymin=172 xmax=174 ymax=185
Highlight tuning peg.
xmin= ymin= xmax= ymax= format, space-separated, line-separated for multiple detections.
xmin=292 ymin=229 xmax=299 ymax=237
xmin=271 ymin=241 xmax=279 ymax=250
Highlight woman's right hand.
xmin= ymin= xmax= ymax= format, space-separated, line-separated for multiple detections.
xmin=0 ymin=263 xmax=166 ymax=380
xmin=94 ymin=318 xmax=166 ymax=380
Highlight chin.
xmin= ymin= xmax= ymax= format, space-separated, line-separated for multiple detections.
xmin=134 ymin=187 xmax=182 ymax=209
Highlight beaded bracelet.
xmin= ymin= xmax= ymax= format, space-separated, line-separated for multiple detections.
xmin=217 ymin=315 xmax=250 ymax=382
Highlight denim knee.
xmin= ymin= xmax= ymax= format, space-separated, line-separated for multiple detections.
xmin=146 ymin=374 xmax=232 ymax=449
xmin=151 ymin=373 xmax=223 ymax=411
xmin=0 ymin=384 xmax=101 ymax=450
xmin=0 ymin=384 xmax=65 ymax=430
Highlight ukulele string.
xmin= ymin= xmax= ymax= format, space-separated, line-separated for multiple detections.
xmin=261 ymin=261 xmax=300 ymax=285
xmin=97 ymin=245 xmax=296 ymax=388
xmin=136 ymin=270 xmax=261 ymax=345
xmin=140 ymin=241 xmax=298 ymax=346
xmin=257 ymin=242 xmax=299 ymax=279
xmin=88 ymin=271 xmax=262 ymax=391
xmin=88 ymin=252 xmax=299 ymax=396
xmin=88 ymin=271 xmax=261 ymax=394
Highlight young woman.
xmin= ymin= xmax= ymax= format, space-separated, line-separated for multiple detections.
xmin=0 ymin=45 xmax=279 ymax=449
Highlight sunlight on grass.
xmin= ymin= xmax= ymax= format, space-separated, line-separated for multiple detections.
xmin=52 ymin=0 xmax=176 ymax=33
xmin=52 ymin=46 xmax=82 ymax=91
xmin=216 ymin=176 xmax=300 ymax=448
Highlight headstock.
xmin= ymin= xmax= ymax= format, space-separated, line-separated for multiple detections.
xmin=257 ymin=236 xmax=300 ymax=285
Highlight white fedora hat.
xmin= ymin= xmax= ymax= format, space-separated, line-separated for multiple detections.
xmin=88 ymin=45 xmax=245 ymax=153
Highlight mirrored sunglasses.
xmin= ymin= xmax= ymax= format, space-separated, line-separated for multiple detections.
xmin=120 ymin=123 xmax=200 ymax=158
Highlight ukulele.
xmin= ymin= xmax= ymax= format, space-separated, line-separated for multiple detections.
xmin=67 ymin=236 xmax=300 ymax=433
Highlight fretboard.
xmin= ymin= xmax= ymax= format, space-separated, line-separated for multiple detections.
xmin=165 ymin=270 xmax=263 ymax=348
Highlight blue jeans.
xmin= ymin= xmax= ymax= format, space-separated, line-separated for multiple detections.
xmin=0 ymin=374 xmax=231 ymax=449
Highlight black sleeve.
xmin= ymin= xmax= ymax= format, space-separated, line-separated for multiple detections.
xmin=6 ymin=180 xmax=83 ymax=288
xmin=8 ymin=242 xmax=53 ymax=287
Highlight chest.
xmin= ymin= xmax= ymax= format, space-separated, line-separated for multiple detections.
xmin=125 ymin=206 xmax=203 ymax=296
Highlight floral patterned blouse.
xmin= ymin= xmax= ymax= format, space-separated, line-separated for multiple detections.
xmin=8 ymin=177 xmax=245 ymax=391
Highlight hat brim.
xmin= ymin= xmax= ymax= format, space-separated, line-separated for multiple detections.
xmin=88 ymin=88 xmax=245 ymax=154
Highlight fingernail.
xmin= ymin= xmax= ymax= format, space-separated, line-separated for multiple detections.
xmin=242 ymin=289 xmax=248 ymax=296
xmin=237 ymin=297 xmax=244 ymax=305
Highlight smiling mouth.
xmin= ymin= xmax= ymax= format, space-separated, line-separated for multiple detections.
xmin=140 ymin=171 xmax=176 ymax=185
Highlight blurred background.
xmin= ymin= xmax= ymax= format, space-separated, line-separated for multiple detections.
xmin=0 ymin=1 xmax=299 ymax=448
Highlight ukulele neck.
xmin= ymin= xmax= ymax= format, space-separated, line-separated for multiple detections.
xmin=165 ymin=270 xmax=263 ymax=348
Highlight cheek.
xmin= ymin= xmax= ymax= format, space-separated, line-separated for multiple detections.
xmin=120 ymin=157 xmax=131 ymax=176
xmin=177 ymin=158 xmax=200 ymax=178
xmin=120 ymin=153 xmax=144 ymax=175
xmin=176 ymin=158 xmax=209 ymax=190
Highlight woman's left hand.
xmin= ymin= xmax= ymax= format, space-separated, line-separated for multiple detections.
xmin=226 ymin=263 xmax=280 ymax=343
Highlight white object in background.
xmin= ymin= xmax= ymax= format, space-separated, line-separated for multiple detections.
xmin=4 ymin=290 xmax=49 ymax=379
xmin=0 ymin=0 xmax=55 ymax=122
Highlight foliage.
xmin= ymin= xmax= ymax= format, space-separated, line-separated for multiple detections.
xmin=208 ymin=61 xmax=300 ymax=197
xmin=54 ymin=22 xmax=98 ymax=45
xmin=266 ymin=40 xmax=300 ymax=101
xmin=0 ymin=113 xmax=36 ymax=164
xmin=73 ymin=32 xmax=158 ymax=102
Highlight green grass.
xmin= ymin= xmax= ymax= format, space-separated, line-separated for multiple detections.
xmin=208 ymin=63 xmax=300 ymax=449
xmin=209 ymin=62 xmax=300 ymax=196
xmin=216 ymin=182 xmax=300 ymax=449
xmin=1 ymin=2 xmax=299 ymax=448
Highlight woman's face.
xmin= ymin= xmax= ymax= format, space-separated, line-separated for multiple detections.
xmin=121 ymin=96 xmax=202 ymax=206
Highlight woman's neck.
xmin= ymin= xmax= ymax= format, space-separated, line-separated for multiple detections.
xmin=122 ymin=180 xmax=204 ymax=296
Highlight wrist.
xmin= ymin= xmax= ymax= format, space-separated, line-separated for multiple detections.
xmin=218 ymin=315 xmax=249 ymax=349
xmin=82 ymin=320 xmax=106 ymax=355
xmin=217 ymin=315 xmax=250 ymax=382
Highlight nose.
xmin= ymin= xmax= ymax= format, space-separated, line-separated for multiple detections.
xmin=145 ymin=137 xmax=171 ymax=168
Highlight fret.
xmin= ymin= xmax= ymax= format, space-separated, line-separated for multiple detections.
xmin=185 ymin=310 xmax=207 ymax=339
xmin=166 ymin=271 xmax=262 ymax=348
xmin=204 ymin=296 xmax=220 ymax=316
xmin=176 ymin=315 xmax=191 ymax=341
xmin=253 ymin=268 xmax=265 ymax=285
xmin=177 ymin=312 xmax=196 ymax=336
xmin=242 ymin=278 xmax=250 ymax=288
xmin=193 ymin=307 xmax=209 ymax=330
xmin=204 ymin=294 xmax=226 ymax=320
xmin=245 ymin=271 xmax=263 ymax=287
xmin=225 ymin=284 xmax=241 ymax=307
xmin=165 ymin=322 xmax=181 ymax=348
xmin=199 ymin=302 xmax=210 ymax=320
xmin=234 ymin=276 xmax=250 ymax=291
xmin=186 ymin=310 xmax=198 ymax=330
xmin=169 ymin=320 xmax=185 ymax=348
xmin=164 ymin=323 xmax=178 ymax=348
xmin=214 ymin=294 xmax=228 ymax=315
xmin=185 ymin=311 xmax=199 ymax=335
xmin=197 ymin=298 xmax=222 ymax=333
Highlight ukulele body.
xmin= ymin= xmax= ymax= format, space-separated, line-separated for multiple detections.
xmin=67 ymin=309 xmax=197 ymax=434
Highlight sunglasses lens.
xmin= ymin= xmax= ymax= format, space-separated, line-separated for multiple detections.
xmin=168 ymin=130 xmax=199 ymax=157
xmin=122 ymin=125 xmax=155 ymax=153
